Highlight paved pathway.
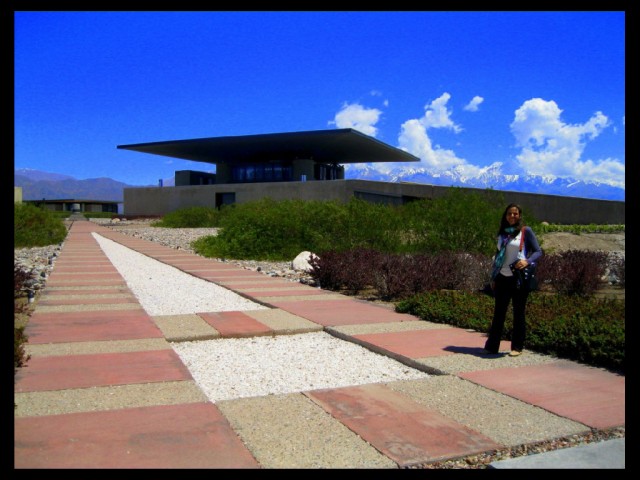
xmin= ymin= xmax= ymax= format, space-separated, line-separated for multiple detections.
xmin=14 ymin=220 xmax=625 ymax=468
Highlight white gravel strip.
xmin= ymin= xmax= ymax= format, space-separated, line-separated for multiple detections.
xmin=92 ymin=233 xmax=267 ymax=316
xmin=172 ymin=332 xmax=430 ymax=402
xmin=92 ymin=232 xmax=430 ymax=402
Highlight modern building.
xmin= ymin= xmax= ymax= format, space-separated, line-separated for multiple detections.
xmin=118 ymin=129 xmax=625 ymax=225
xmin=23 ymin=199 xmax=120 ymax=214
xmin=119 ymin=128 xmax=419 ymax=186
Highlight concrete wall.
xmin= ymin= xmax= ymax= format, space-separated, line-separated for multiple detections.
xmin=343 ymin=180 xmax=625 ymax=225
xmin=124 ymin=179 xmax=625 ymax=225
xmin=175 ymin=170 xmax=216 ymax=186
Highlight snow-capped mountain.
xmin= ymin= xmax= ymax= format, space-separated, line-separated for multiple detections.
xmin=344 ymin=164 xmax=625 ymax=201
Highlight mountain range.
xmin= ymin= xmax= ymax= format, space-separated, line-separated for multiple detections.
xmin=15 ymin=166 xmax=624 ymax=202
xmin=345 ymin=164 xmax=625 ymax=201
xmin=14 ymin=169 xmax=173 ymax=202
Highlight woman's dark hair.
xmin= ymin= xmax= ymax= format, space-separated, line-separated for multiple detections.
xmin=498 ymin=203 xmax=523 ymax=235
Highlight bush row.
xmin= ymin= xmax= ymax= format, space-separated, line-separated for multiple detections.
xmin=308 ymin=248 xmax=623 ymax=299
xmin=190 ymin=189 xmax=511 ymax=260
xmin=14 ymin=203 xmax=67 ymax=247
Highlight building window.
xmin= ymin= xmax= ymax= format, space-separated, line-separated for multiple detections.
xmin=231 ymin=162 xmax=292 ymax=183
xmin=314 ymin=163 xmax=342 ymax=180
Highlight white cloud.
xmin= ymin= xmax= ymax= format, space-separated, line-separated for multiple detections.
xmin=333 ymin=94 xmax=624 ymax=190
xmin=339 ymin=93 xmax=486 ymax=177
xmin=398 ymin=118 xmax=467 ymax=171
xmin=419 ymin=93 xmax=463 ymax=133
xmin=464 ymin=96 xmax=484 ymax=112
xmin=329 ymin=103 xmax=382 ymax=137
xmin=510 ymin=98 xmax=624 ymax=187
xmin=395 ymin=93 xmax=482 ymax=174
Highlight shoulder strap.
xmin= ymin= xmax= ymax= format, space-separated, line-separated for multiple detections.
xmin=519 ymin=227 xmax=526 ymax=252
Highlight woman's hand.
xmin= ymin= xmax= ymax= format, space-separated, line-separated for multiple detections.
xmin=514 ymin=259 xmax=529 ymax=270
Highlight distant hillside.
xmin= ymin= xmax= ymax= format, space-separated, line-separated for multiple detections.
xmin=14 ymin=168 xmax=76 ymax=183
xmin=15 ymin=169 xmax=134 ymax=202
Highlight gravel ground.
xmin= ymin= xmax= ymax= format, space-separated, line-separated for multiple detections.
xmin=91 ymin=231 xmax=431 ymax=403
xmin=92 ymin=233 xmax=269 ymax=316
xmin=172 ymin=332 xmax=430 ymax=403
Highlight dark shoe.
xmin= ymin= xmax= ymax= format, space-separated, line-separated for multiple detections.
xmin=482 ymin=348 xmax=498 ymax=355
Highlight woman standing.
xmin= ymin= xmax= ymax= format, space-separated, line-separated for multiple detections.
xmin=484 ymin=203 xmax=542 ymax=356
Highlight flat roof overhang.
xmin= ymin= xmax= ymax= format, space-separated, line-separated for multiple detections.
xmin=117 ymin=128 xmax=420 ymax=165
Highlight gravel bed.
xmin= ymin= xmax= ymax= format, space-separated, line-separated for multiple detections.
xmin=172 ymin=332 xmax=430 ymax=403
xmin=91 ymin=231 xmax=430 ymax=404
xmin=92 ymin=233 xmax=268 ymax=316
xmin=93 ymin=218 xmax=312 ymax=283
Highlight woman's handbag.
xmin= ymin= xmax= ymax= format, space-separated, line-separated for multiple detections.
xmin=510 ymin=261 xmax=538 ymax=291
xmin=510 ymin=227 xmax=538 ymax=292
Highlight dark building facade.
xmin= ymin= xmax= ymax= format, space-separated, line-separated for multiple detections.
xmin=25 ymin=199 xmax=119 ymax=214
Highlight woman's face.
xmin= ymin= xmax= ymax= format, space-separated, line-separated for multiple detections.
xmin=506 ymin=207 xmax=520 ymax=226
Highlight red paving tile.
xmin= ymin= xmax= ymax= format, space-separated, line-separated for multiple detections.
xmin=41 ymin=287 xmax=133 ymax=295
xmin=196 ymin=271 xmax=268 ymax=280
xmin=47 ymin=273 xmax=124 ymax=282
xmin=459 ymin=360 xmax=625 ymax=430
xmin=178 ymin=265 xmax=246 ymax=273
xmin=15 ymin=349 xmax=191 ymax=392
xmin=198 ymin=311 xmax=273 ymax=337
xmin=14 ymin=403 xmax=260 ymax=468
xmin=25 ymin=310 xmax=163 ymax=343
xmin=252 ymin=288 xmax=336 ymax=297
xmin=37 ymin=297 xmax=137 ymax=306
xmin=48 ymin=262 xmax=115 ymax=269
xmin=307 ymin=383 xmax=500 ymax=467
xmin=45 ymin=278 xmax=127 ymax=287
xmin=47 ymin=270 xmax=119 ymax=276
xmin=211 ymin=279 xmax=297 ymax=288
xmin=268 ymin=298 xmax=416 ymax=326
xmin=354 ymin=328 xmax=510 ymax=358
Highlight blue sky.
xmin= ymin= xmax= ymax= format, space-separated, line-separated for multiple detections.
xmin=14 ymin=11 xmax=625 ymax=191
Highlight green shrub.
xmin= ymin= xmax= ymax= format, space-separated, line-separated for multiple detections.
xmin=538 ymin=223 xmax=625 ymax=234
xmin=524 ymin=295 xmax=624 ymax=372
xmin=395 ymin=290 xmax=495 ymax=332
xmin=153 ymin=206 xmax=222 ymax=228
xmin=192 ymin=188 xmax=521 ymax=260
xmin=398 ymin=188 xmax=508 ymax=256
xmin=14 ymin=203 xmax=67 ymax=247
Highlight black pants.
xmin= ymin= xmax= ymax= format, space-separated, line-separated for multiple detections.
xmin=484 ymin=273 xmax=530 ymax=353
